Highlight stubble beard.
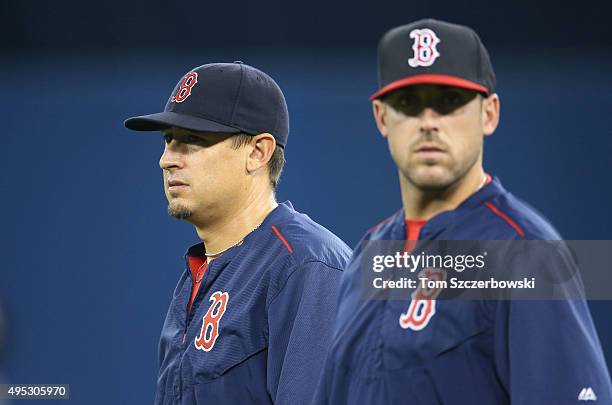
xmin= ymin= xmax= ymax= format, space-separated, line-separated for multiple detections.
xmin=167 ymin=201 xmax=193 ymax=220
xmin=402 ymin=151 xmax=480 ymax=192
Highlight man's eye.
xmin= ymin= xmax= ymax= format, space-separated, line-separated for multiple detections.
xmin=163 ymin=134 xmax=173 ymax=144
xmin=433 ymin=90 xmax=479 ymax=114
xmin=440 ymin=91 xmax=463 ymax=106
xmin=387 ymin=93 xmax=423 ymax=116
xmin=186 ymin=135 xmax=202 ymax=143
xmin=397 ymin=93 xmax=419 ymax=107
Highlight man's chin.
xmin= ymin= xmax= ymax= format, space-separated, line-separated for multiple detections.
xmin=406 ymin=168 xmax=456 ymax=190
xmin=167 ymin=202 xmax=193 ymax=220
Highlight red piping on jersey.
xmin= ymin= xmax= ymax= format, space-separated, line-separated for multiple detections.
xmin=271 ymin=225 xmax=293 ymax=253
xmin=484 ymin=201 xmax=525 ymax=238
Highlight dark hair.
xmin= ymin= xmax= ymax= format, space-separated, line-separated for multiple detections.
xmin=231 ymin=134 xmax=285 ymax=189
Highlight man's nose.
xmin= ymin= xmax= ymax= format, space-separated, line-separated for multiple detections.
xmin=159 ymin=141 xmax=186 ymax=170
xmin=419 ymin=107 xmax=441 ymax=134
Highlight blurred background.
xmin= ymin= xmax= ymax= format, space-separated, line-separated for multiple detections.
xmin=1 ymin=0 xmax=611 ymax=403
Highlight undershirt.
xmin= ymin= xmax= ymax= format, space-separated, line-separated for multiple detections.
xmin=403 ymin=173 xmax=492 ymax=252
xmin=186 ymin=255 xmax=208 ymax=313
xmin=404 ymin=219 xmax=427 ymax=253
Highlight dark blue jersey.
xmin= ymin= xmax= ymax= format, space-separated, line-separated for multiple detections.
xmin=315 ymin=177 xmax=612 ymax=404
xmin=155 ymin=201 xmax=351 ymax=405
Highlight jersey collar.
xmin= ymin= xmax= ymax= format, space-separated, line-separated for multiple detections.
xmin=385 ymin=176 xmax=507 ymax=240
xmin=184 ymin=200 xmax=296 ymax=267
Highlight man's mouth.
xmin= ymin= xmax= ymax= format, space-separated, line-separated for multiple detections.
xmin=415 ymin=143 xmax=445 ymax=152
xmin=167 ymin=179 xmax=189 ymax=190
xmin=415 ymin=144 xmax=446 ymax=156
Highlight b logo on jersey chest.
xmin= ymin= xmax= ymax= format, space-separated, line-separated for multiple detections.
xmin=399 ymin=268 xmax=445 ymax=331
xmin=194 ymin=291 xmax=229 ymax=352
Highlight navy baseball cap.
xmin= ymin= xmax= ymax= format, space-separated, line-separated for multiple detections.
xmin=124 ymin=61 xmax=290 ymax=147
xmin=371 ymin=19 xmax=496 ymax=100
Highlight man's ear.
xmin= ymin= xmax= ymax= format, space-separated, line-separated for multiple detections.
xmin=482 ymin=93 xmax=500 ymax=137
xmin=372 ymin=99 xmax=390 ymax=138
xmin=246 ymin=133 xmax=276 ymax=173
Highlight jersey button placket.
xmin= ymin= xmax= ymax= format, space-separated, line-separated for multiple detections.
xmin=176 ymin=259 xmax=217 ymax=400
xmin=182 ymin=260 xmax=214 ymax=349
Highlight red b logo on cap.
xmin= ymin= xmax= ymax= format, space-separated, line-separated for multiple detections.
xmin=172 ymin=72 xmax=198 ymax=103
xmin=408 ymin=29 xmax=441 ymax=68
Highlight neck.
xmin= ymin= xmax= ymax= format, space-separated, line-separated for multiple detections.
xmin=194 ymin=188 xmax=278 ymax=258
xmin=401 ymin=162 xmax=485 ymax=221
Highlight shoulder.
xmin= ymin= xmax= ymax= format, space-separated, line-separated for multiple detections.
xmin=260 ymin=208 xmax=351 ymax=308
xmin=267 ymin=208 xmax=352 ymax=271
xmin=364 ymin=208 xmax=404 ymax=241
xmin=339 ymin=208 xmax=403 ymax=280
xmin=480 ymin=191 xmax=562 ymax=240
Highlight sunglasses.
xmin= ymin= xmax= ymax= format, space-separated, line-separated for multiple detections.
xmin=382 ymin=86 xmax=481 ymax=116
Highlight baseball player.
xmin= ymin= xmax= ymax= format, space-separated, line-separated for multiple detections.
xmin=314 ymin=20 xmax=612 ymax=404
xmin=124 ymin=61 xmax=351 ymax=405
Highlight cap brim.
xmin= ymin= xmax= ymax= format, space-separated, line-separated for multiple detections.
xmin=369 ymin=74 xmax=489 ymax=101
xmin=124 ymin=111 xmax=242 ymax=134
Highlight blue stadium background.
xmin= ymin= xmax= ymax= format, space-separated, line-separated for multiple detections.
xmin=1 ymin=0 xmax=611 ymax=403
